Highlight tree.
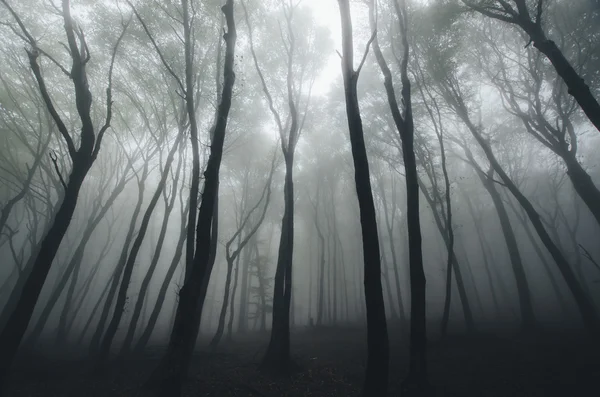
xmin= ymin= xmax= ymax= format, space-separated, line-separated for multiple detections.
xmin=475 ymin=18 xmax=600 ymax=230
xmin=142 ymin=1 xmax=236 ymax=395
xmin=210 ymin=149 xmax=276 ymax=348
xmin=337 ymin=0 xmax=389 ymax=395
xmin=368 ymin=0 xmax=428 ymax=392
xmin=463 ymin=0 xmax=600 ymax=133
xmin=0 ymin=0 xmax=128 ymax=389
xmin=242 ymin=0 xmax=322 ymax=370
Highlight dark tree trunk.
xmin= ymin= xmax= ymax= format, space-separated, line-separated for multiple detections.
xmin=75 ymin=267 xmax=120 ymax=348
xmin=377 ymin=217 xmax=399 ymax=320
xmin=89 ymin=169 xmax=148 ymax=355
xmin=338 ymin=1 xmax=389 ymax=394
xmin=226 ymin=247 xmax=241 ymax=340
xmin=377 ymin=180 xmax=406 ymax=324
xmin=0 ymin=163 xmax=90 ymax=387
xmin=237 ymin=236 xmax=253 ymax=334
xmin=454 ymin=100 xmax=600 ymax=333
xmin=503 ymin=194 xmax=571 ymax=317
xmin=0 ymin=2 xmax=126 ymax=387
xmin=312 ymin=193 xmax=326 ymax=327
xmin=211 ymin=236 xmax=242 ymax=348
xmin=562 ymin=154 xmax=600 ymax=232
xmin=470 ymin=1 xmax=600 ymax=132
xmin=529 ymin=29 xmax=600 ymax=133
xmin=143 ymin=4 xmax=236 ymax=394
xmin=119 ymin=157 xmax=183 ymax=356
xmin=64 ymin=243 xmax=108 ymax=340
xmin=461 ymin=191 xmax=501 ymax=316
xmin=481 ymin=171 xmax=536 ymax=330
xmin=368 ymin=0 xmax=426 ymax=390
xmin=418 ymin=178 xmax=475 ymax=333
xmin=134 ymin=209 xmax=188 ymax=353
xmin=262 ymin=158 xmax=294 ymax=370
xmin=97 ymin=136 xmax=181 ymax=365
xmin=25 ymin=164 xmax=132 ymax=347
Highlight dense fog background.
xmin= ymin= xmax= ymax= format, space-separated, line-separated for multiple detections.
xmin=0 ymin=0 xmax=599 ymax=395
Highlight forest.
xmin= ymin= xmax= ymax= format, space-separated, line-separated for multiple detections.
xmin=0 ymin=0 xmax=599 ymax=396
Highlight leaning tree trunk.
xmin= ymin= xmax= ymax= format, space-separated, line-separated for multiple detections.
xmin=453 ymin=100 xmax=600 ymax=334
xmin=481 ymin=170 xmax=536 ymax=330
xmin=119 ymin=160 xmax=181 ymax=356
xmin=97 ymin=142 xmax=180 ymax=365
xmin=134 ymin=202 xmax=189 ymax=354
xmin=0 ymin=2 xmax=126 ymax=388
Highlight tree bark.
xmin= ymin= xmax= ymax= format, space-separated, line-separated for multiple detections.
xmin=338 ymin=1 xmax=389 ymax=394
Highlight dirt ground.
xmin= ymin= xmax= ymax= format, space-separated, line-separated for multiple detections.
xmin=5 ymin=325 xmax=600 ymax=396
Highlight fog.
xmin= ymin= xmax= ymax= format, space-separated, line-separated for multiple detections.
xmin=1 ymin=0 xmax=599 ymax=396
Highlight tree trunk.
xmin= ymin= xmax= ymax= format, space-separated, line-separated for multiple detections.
xmin=75 ymin=266 xmax=120 ymax=348
xmin=456 ymin=103 xmax=599 ymax=333
xmin=133 ymin=200 xmax=188 ymax=353
xmin=143 ymin=4 xmax=235 ymax=394
xmin=210 ymin=235 xmax=241 ymax=348
xmin=482 ymin=173 xmax=536 ymax=330
xmin=562 ymin=154 xmax=600 ymax=232
xmin=528 ymin=27 xmax=600 ymax=133
xmin=419 ymin=178 xmax=475 ymax=333
xmin=119 ymin=159 xmax=182 ymax=356
xmin=89 ymin=170 xmax=148 ymax=355
xmin=0 ymin=161 xmax=91 ymax=388
xmin=338 ymin=1 xmax=389 ymax=393
xmin=262 ymin=158 xmax=294 ymax=370
xmin=462 ymin=192 xmax=501 ymax=316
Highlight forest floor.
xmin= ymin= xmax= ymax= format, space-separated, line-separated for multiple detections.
xmin=5 ymin=325 xmax=600 ymax=396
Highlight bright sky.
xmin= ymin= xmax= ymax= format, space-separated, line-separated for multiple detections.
xmin=305 ymin=0 xmax=343 ymax=95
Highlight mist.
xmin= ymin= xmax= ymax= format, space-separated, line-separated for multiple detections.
xmin=1 ymin=0 xmax=599 ymax=396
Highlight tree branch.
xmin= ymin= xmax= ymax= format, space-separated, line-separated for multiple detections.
xmin=126 ymin=0 xmax=186 ymax=95
xmin=93 ymin=15 xmax=132 ymax=159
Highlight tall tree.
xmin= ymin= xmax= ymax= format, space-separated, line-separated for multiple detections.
xmin=337 ymin=0 xmax=389 ymax=395
xmin=242 ymin=0 xmax=319 ymax=370
xmin=142 ymin=1 xmax=236 ymax=395
xmin=0 ymin=0 xmax=128 ymax=389
xmin=368 ymin=0 xmax=428 ymax=392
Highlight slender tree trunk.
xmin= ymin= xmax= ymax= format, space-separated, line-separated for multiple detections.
xmin=262 ymin=158 xmax=294 ymax=370
xmin=0 ymin=160 xmax=91 ymax=388
xmin=134 ymin=203 xmax=189 ymax=353
xmin=455 ymin=102 xmax=599 ymax=333
xmin=462 ymin=192 xmax=501 ymax=316
xmin=226 ymin=250 xmax=241 ymax=340
xmin=89 ymin=170 xmax=148 ymax=355
xmin=482 ymin=174 xmax=536 ymax=329
xmin=504 ymin=195 xmax=571 ymax=317
xmin=119 ymin=159 xmax=182 ymax=356
xmin=419 ymin=178 xmax=475 ymax=333
xmin=338 ymin=1 xmax=389 ymax=393
xmin=210 ymin=235 xmax=241 ymax=348
xmin=144 ymin=4 xmax=236 ymax=394
xmin=76 ymin=267 xmax=120 ymax=348
xmin=237 ymin=235 xmax=253 ymax=333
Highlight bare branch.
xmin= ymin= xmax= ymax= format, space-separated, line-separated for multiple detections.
xmin=126 ymin=0 xmax=186 ymax=95
xmin=357 ymin=29 xmax=377 ymax=76
xmin=93 ymin=15 xmax=132 ymax=159
xmin=49 ymin=150 xmax=67 ymax=190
